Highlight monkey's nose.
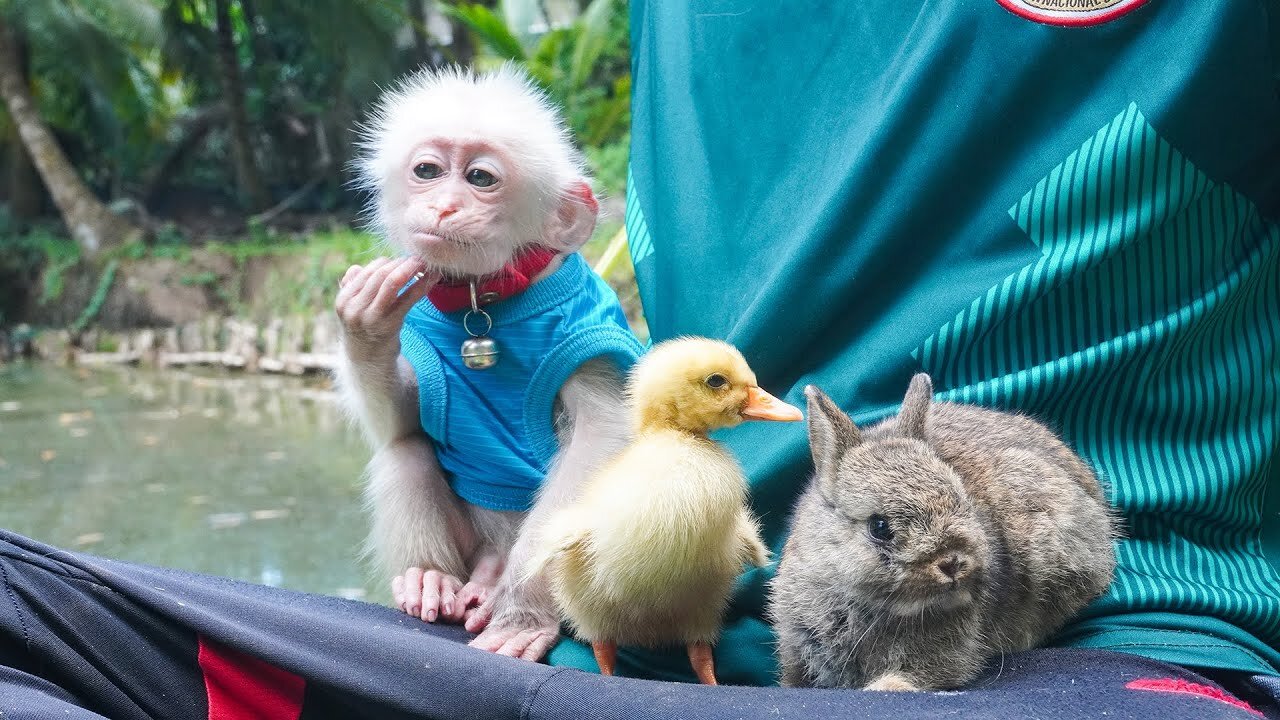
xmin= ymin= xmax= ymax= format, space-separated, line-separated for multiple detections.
xmin=437 ymin=206 xmax=459 ymax=219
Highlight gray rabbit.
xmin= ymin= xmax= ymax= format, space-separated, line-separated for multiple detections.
xmin=769 ymin=374 xmax=1116 ymax=691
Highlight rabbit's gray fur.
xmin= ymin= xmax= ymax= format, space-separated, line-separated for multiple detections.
xmin=769 ymin=374 xmax=1117 ymax=691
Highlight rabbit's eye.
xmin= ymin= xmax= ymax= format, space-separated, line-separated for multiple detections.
xmin=867 ymin=514 xmax=894 ymax=543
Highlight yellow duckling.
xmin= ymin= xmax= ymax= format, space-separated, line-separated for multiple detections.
xmin=530 ymin=337 xmax=802 ymax=685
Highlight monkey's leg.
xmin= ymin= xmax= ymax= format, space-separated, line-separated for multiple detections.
xmin=592 ymin=641 xmax=618 ymax=676
xmin=468 ymin=362 xmax=629 ymax=661
xmin=687 ymin=643 xmax=718 ymax=686
xmin=366 ymin=436 xmax=479 ymax=620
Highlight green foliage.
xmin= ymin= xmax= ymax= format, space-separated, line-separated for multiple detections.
xmin=1 ymin=0 xmax=638 ymax=326
xmin=449 ymin=0 xmax=632 ymax=194
xmin=586 ymin=133 xmax=629 ymax=199
xmin=439 ymin=3 xmax=527 ymax=62
xmin=236 ymin=229 xmax=378 ymax=316
xmin=7 ymin=1 xmax=176 ymax=187
xmin=0 ymin=227 xmax=82 ymax=305
xmin=178 ymin=270 xmax=219 ymax=286
xmin=70 ymin=258 xmax=118 ymax=334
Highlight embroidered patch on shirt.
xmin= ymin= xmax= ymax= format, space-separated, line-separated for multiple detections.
xmin=996 ymin=0 xmax=1149 ymax=27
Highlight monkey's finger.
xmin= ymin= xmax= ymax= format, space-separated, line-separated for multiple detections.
xmin=342 ymin=256 xmax=392 ymax=298
xmin=339 ymin=264 xmax=363 ymax=289
xmin=518 ymin=630 xmax=557 ymax=663
xmin=373 ymin=257 xmax=432 ymax=312
xmin=494 ymin=629 xmax=542 ymax=659
xmin=456 ymin=581 xmax=486 ymax=609
xmin=461 ymin=598 xmax=489 ymax=631
xmin=335 ymin=258 xmax=390 ymax=310
xmin=467 ymin=626 xmax=510 ymax=653
xmin=402 ymin=566 xmax=425 ymax=618
xmin=389 ymin=266 xmax=438 ymax=316
xmin=464 ymin=601 xmax=494 ymax=634
xmin=420 ymin=569 xmax=443 ymax=623
xmin=391 ymin=574 xmax=406 ymax=611
xmin=438 ymin=574 xmax=464 ymax=621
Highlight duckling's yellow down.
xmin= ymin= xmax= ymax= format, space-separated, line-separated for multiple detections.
xmin=531 ymin=338 xmax=794 ymax=650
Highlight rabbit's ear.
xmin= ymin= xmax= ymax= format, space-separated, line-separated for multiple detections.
xmin=804 ymin=386 xmax=861 ymax=478
xmin=898 ymin=373 xmax=933 ymax=440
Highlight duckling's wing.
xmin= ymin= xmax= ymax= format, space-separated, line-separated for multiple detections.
xmin=524 ymin=510 xmax=591 ymax=581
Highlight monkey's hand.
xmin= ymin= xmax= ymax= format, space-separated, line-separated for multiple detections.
xmin=336 ymin=257 xmax=438 ymax=365
xmin=464 ymin=580 xmax=560 ymax=662
xmin=393 ymin=552 xmax=504 ymax=624
xmin=393 ymin=568 xmax=466 ymax=623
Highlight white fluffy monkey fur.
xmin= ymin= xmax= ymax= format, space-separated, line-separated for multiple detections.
xmin=334 ymin=66 xmax=630 ymax=662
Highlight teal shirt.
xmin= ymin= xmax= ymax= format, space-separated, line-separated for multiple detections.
xmin=549 ymin=0 xmax=1280 ymax=682
xmin=400 ymin=254 xmax=643 ymax=511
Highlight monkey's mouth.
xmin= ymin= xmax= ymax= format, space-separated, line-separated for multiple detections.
xmin=411 ymin=230 xmax=465 ymax=247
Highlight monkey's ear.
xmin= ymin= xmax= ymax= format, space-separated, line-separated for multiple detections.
xmin=546 ymin=180 xmax=599 ymax=253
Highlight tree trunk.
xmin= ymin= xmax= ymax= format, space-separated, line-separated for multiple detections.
xmin=0 ymin=20 xmax=140 ymax=254
xmin=445 ymin=0 xmax=497 ymax=66
xmin=5 ymin=124 xmax=42 ymax=223
xmin=141 ymin=103 xmax=229 ymax=207
xmin=5 ymin=27 xmax=41 ymax=223
xmin=213 ymin=0 xmax=269 ymax=211
xmin=408 ymin=0 xmax=431 ymax=67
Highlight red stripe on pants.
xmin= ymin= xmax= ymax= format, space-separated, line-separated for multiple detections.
xmin=198 ymin=636 xmax=305 ymax=720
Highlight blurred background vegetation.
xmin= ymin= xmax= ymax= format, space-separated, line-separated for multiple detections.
xmin=0 ymin=0 xmax=635 ymax=330
xmin=0 ymin=0 xmax=636 ymax=600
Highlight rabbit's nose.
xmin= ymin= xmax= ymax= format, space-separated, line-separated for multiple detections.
xmin=937 ymin=555 xmax=966 ymax=580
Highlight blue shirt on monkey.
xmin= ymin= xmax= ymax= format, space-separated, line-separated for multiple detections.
xmin=399 ymin=253 xmax=643 ymax=512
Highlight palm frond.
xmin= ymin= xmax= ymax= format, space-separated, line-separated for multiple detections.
xmin=440 ymin=2 xmax=527 ymax=63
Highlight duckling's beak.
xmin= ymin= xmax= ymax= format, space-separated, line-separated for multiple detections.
xmin=741 ymin=386 xmax=804 ymax=422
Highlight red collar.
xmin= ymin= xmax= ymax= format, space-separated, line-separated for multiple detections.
xmin=426 ymin=246 xmax=560 ymax=313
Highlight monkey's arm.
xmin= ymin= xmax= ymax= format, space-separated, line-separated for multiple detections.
xmin=333 ymin=256 xmax=437 ymax=450
xmin=335 ymin=350 xmax=423 ymax=450
xmin=334 ymin=259 xmax=480 ymax=615
xmin=466 ymin=358 xmax=631 ymax=661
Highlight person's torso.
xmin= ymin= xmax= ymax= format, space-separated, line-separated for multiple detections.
xmin=551 ymin=0 xmax=1280 ymax=683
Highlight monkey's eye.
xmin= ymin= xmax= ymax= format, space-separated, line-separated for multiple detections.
xmin=867 ymin=514 xmax=894 ymax=543
xmin=705 ymin=373 xmax=729 ymax=390
xmin=466 ymin=168 xmax=498 ymax=187
xmin=413 ymin=162 xmax=443 ymax=180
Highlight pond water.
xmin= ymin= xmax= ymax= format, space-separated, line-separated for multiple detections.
xmin=0 ymin=361 xmax=387 ymax=604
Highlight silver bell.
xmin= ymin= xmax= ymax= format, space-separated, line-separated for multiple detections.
xmin=461 ymin=335 xmax=500 ymax=370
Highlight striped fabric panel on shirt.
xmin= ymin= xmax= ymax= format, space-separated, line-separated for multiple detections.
xmin=912 ymin=103 xmax=1280 ymax=646
xmin=626 ymin=165 xmax=656 ymax=267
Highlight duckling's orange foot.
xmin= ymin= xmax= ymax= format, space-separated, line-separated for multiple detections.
xmin=392 ymin=567 xmax=466 ymax=624
xmin=591 ymin=641 xmax=618 ymax=676
xmin=687 ymin=642 xmax=718 ymax=685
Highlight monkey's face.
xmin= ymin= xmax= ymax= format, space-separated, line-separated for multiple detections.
xmin=383 ymin=138 xmax=544 ymax=277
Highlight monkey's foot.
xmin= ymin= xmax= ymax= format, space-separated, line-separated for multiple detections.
xmin=468 ymin=620 xmax=560 ymax=662
xmin=687 ymin=642 xmax=717 ymax=685
xmin=591 ymin=641 xmax=618 ymax=676
xmin=392 ymin=568 xmax=466 ymax=623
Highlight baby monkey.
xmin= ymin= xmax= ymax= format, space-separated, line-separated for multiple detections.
xmin=336 ymin=66 xmax=641 ymax=661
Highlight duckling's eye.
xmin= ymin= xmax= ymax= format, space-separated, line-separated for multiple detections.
xmin=705 ymin=373 xmax=729 ymax=390
xmin=867 ymin=514 xmax=894 ymax=543
xmin=413 ymin=162 xmax=443 ymax=180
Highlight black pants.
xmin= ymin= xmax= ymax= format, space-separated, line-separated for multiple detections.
xmin=1 ymin=529 xmax=1276 ymax=719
